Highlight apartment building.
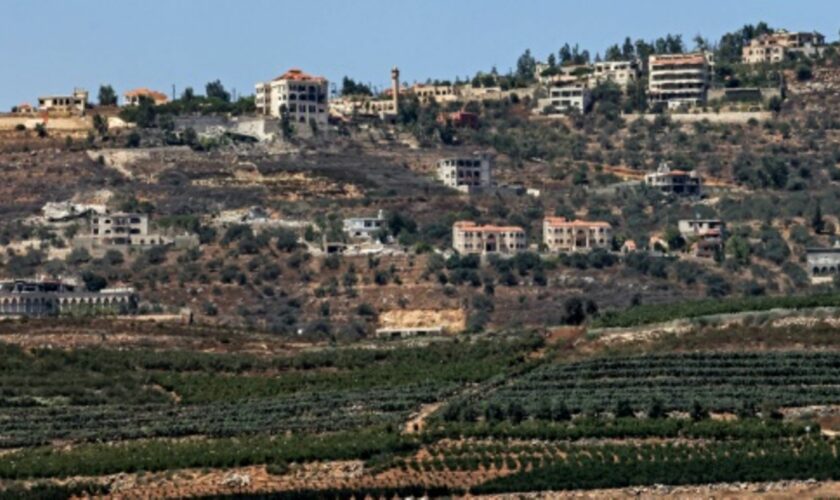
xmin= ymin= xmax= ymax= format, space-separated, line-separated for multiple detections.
xmin=644 ymin=163 xmax=702 ymax=196
xmin=542 ymin=217 xmax=612 ymax=252
xmin=38 ymin=88 xmax=88 ymax=114
xmin=343 ymin=210 xmax=386 ymax=240
xmin=537 ymin=82 xmax=592 ymax=114
xmin=437 ymin=155 xmax=492 ymax=193
xmin=452 ymin=221 xmax=526 ymax=255
xmin=590 ymin=60 xmax=639 ymax=89
xmin=123 ymin=88 xmax=169 ymax=106
xmin=742 ymin=30 xmax=825 ymax=64
xmin=255 ymin=69 xmax=329 ymax=126
xmin=648 ymin=52 xmax=712 ymax=109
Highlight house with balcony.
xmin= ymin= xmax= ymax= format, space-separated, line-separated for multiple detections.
xmin=542 ymin=217 xmax=612 ymax=252
xmin=452 ymin=221 xmax=526 ymax=255
xmin=255 ymin=68 xmax=328 ymax=126
xmin=648 ymin=52 xmax=712 ymax=109
xmin=742 ymin=30 xmax=825 ymax=64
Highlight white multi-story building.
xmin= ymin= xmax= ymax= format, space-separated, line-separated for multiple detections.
xmin=343 ymin=210 xmax=386 ymax=240
xmin=542 ymin=217 xmax=612 ymax=252
xmin=255 ymin=69 xmax=328 ymax=126
xmin=452 ymin=221 xmax=526 ymax=255
xmin=648 ymin=52 xmax=713 ymax=109
xmin=437 ymin=155 xmax=492 ymax=193
xmin=589 ymin=60 xmax=639 ymax=89
xmin=742 ymin=30 xmax=825 ymax=64
xmin=537 ymin=82 xmax=591 ymax=114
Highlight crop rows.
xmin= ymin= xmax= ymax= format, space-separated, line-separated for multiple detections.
xmin=0 ymin=384 xmax=444 ymax=447
xmin=470 ymin=352 xmax=840 ymax=414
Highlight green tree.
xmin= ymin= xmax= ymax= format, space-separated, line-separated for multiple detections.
xmin=92 ymin=114 xmax=109 ymax=138
xmin=98 ymin=84 xmax=117 ymax=106
xmin=515 ymin=49 xmax=537 ymax=82
xmin=812 ymin=201 xmax=825 ymax=234
xmin=205 ymin=80 xmax=230 ymax=102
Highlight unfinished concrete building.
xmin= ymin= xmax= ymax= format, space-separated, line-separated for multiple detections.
xmin=343 ymin=210 xmax=386 ymax=240
xmin=452 ymin=221 xmax=526 ymax=256
xmin=742 ymin=30 xmax=825 ymax=64
xmin=437 ymin=155 xmax=492 ymax=193
xmin=73 ymin=213 xmax=173 ymax=254
xmin=542 ymin=217 xmax=612 ymax=252
xmin=648 ymin=52 xmax=712 ymax=109
xmin=590 ymin=60 xmax=639 ymax=89
xmin=38 ymin=88 xmax=88 ymax=114
xmin=644 ymin=163 xmax=702 ymax=196
xmin=679 ymin=218 xmax=725 ymax=258
xmin=255 ymin=69 xmax=328 ymax=126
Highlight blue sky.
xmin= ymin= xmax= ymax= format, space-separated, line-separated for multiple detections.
xmin=1 ymin=0 xmax=838 ymax=109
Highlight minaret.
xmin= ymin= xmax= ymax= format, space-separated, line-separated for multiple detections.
xmin=391 ymin=67 xmax=400 ymax=115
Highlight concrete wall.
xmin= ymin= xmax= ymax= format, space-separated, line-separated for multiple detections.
xmin=627 ymin=111 xmax=773 ymax=124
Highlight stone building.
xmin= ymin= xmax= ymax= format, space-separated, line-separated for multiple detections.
xmin=255 ymin=69 xmax=329 ymax=126
xmin=589 ymin=60 xmax=639 ymax=89
xmin=807 ymin=244 xmax=840 ymax=281
xmin=437 ymin=155 xmax=492 ymax=193
xmin=648 ymin=52 xmax=712 ymax=109
xmin=0 ymin=280 xmax=136 ymax=317
xmin=542 ymin=217 xmax=612 ymax=252
xmin=452 ymin=221 xmax=526 ymax=255
xmin=38 ymin=88 xmax=88 ymax=114
xmin=124 ymin=88 xmax=169 ymax=106
xmin=742 ymin=30 xmax=825 ymax=64
xmin=644 ymin=163 xmax=702 ymax=196
xmin=410 ymin=84 xmax=460 ymax=104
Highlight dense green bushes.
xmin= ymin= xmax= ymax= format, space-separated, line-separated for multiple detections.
xmin=594 ymin=293 xmax=840 ymax=328
xmin=0 ymin=428 xmax=418 ymax=479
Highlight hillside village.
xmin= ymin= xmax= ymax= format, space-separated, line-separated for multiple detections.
xmin=0 ymin=23 xmax=838 ymax=338
xmin=11 ymin=18 xmax=840 ymax=497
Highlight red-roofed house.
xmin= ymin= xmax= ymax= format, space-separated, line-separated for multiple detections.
xmin=123 ymin=88 xmax=169 ymax=106
xmin=255 ymin=68 xmax=328 ymax=126
xmin=452 ymin=221 xmax=526 ymax=255
xmin=543 ymin=217 xmax=612 ymax=252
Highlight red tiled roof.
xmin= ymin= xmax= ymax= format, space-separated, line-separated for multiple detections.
xmin=454 ymin=221 xmax=524 ymax=233
xmin=544 ymin=217 xmax=611 ymax=229
xmin=124 ymin=88 xmax=169 ymax=103
xmin=273 ymin=68 xmax=326 ymax=83
xmin=650 ymin=53 xmax=707 ymax=66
